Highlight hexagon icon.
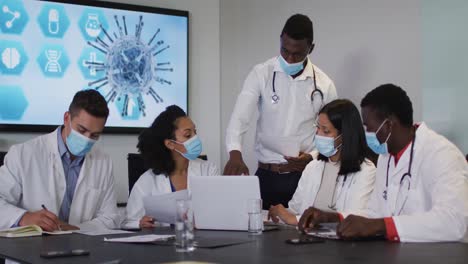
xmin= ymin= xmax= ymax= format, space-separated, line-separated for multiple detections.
xmin=37 ymin=3 xmax=70 ymax=38
xmin=0 ymin=0 xmax=29 ymax=34
xmin=78 ymin=47 xmax=106 ymax=80
xmin=78 ymin=8 xmax=109 ymax=41
xmin=36 ymin=44 xmax=70 ymax=78
xmin=0 ymin=86 xmax=28 ymax=120
xmin=115 ymin=95 xmax=141 ymax=120
xmin=0 ymin=40 xmax=29 ymax=75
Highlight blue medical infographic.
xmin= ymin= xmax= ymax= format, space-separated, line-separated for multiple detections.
xmin=0 ymin=0 xmax=188 ymax=129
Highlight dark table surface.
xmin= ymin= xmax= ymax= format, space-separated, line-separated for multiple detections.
xmin=1 ymin=226 xmax=468 ymax=264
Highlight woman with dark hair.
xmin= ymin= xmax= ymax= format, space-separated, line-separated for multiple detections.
xmin=123 ymin=105 xmax=218 ymax=228
xmin=268 ymin=99 xmax=375 ymax=225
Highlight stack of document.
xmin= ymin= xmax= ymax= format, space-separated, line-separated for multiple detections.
xmin=143 ymin=190 xmax=189 ymax=224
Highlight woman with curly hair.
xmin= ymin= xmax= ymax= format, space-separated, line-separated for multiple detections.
xmin=123 ymin=105 xmax=218 ymax=228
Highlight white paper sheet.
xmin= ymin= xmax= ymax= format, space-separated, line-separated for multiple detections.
xmin=262 ymin=209 xmax=298 ymax=228
xmin=307 ymin=230 xmax=339 ymax=240
xmin=260 ymin=135 xmax=300 ymax=158
xmin=307 ymin=222 xmax=339 ymax=240
xmin=143 ymin=190 xmax=189 ymax=224
xmin=103 ymin=234 xmax=175 ymax=243
xmin=75 ymin=229 xmax=134 ymax=236
xmin=262 ymin=209 xmax=287 ymax=224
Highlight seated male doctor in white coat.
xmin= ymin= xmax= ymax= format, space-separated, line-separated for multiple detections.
xmin=0 ymin=89 xmax=120 ymax=231
xmin=299 ymin=84 xmax=468 ymax=242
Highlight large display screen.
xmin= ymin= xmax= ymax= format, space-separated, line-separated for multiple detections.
xmin=0 ymin=0 xmax=188 ymax=132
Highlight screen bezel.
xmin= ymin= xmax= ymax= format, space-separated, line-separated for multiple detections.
xmin=0 ymin=0 xmax=189 ymax=134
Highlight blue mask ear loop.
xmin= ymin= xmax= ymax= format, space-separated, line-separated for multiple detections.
xmin=375 ymin=119 xmax=392 ymax=146
xmin=171 ymin=139 xmax=186 ymax=156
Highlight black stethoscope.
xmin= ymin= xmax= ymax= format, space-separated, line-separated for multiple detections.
xmin=328 ymin=174 xmax=349 ymax=211
xmin=384 ymin=132 xmax=416 ymax=216
xmin=318 ymin=161 xmax=350 ymax=211
xmin=271 ymin=65 xmax=323 ymax=106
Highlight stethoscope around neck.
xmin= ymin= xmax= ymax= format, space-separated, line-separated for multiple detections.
xmin=328 ymin=172 xmax=350 ymax=211
xmin=384 ymin=132 xmax=416 ymax=216
xmin=271 ymin=65 xmax=323 ymax=109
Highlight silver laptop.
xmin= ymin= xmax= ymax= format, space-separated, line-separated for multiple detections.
xmin=190 ymin=176 xmax=261 ymax=231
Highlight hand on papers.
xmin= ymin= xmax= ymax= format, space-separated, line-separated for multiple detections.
xmin=19 ymin=209 xmax=61 ymax=232
xmin=268 ymin=204 xmax=298 ymax=225
xmin=298 ymin=207 xmax=340 ymax=233
xmin=139 ymin=216 xmax=156 ymax=228
xmin=337 ymin=215 xmax=385 ymax=239
xmin=223 ymin=150 xmax=250 ymax=175
xmin=284 ymin=152 xmax=313 ymax=172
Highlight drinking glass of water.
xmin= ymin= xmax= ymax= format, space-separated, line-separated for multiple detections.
xmin=247 ymin=198 xmax=263 ymax=235
xmin=175 ymin=199 xmax=195 ymax=252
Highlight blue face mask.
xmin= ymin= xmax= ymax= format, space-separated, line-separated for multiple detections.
xmin=278 ymin=55 xmax=306 ymax=76
xmin=173 ymin=135 xmax=203 ymax=161
xmin=315 ymin=134 xmax=342 ymax=158
xmin=66 ymin=125 xmax=97 ymax=157
xmin=365 ymin=119 xmax=392 ymax=155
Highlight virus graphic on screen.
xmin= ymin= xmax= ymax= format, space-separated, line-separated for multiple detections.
xmin=85 ymin=15 xmax=173 ymax=118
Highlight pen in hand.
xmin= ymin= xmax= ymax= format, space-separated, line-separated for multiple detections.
xmin=41 ymin=204 xmax=62 ymax=231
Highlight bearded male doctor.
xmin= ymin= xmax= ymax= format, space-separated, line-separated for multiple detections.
xmin=300 ymin=84 xmax=468 ymax=242
xmin=0 ymin=90 xmax=120 ymax=231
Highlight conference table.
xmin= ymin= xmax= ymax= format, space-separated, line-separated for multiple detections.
xmin=1 ymin=226 xmax=467 ymax=264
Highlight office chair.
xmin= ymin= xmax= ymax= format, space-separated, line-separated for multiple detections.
xmin=0 ymin=151 xmax=7 ymax=167
xmin=127 ymin=153 xmax=148 ymax=194
xmin=127 ymin=153 xmax=208 ymax=194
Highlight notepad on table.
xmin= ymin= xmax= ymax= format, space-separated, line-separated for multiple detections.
xmin=0 ymin=225 xmax=72 ymax=238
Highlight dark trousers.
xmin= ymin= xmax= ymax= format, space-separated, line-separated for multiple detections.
xmin=255 ymin=168 xmax=302 ymax=210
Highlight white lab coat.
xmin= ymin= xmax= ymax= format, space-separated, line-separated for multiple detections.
xmin=123 ymin=159 xmax=219 ymax=228
xmin=288 ymin=158 xmax=376 ymax=221
xmin=365 ymin=123 xmax=468 ymax=242
xmin=0 ymin=129 xmax=121 ymax=231
xmin=226 ymin=57 xmax=337 ymax=163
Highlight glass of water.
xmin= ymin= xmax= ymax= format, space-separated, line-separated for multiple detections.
xmin=175 ymin=199 xmax=195 ymax=252
xmin=247 ymin=198 xmax=263 ymax=235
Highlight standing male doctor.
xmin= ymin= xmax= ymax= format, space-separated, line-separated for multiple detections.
xmin=0 ymin=90 xmax=121 ymax=231
xmin=224 ymin=14 xmax=337 ymax=209
xmin=300 ymin=84 xmax=468 ymax=242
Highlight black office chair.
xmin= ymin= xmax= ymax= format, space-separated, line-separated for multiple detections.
xmin=0 ymin=152 xmax=6 ymax=263
xmin=0 ymin=151 xmax=7 ymax=167
xmin=127 ymin=153 xmax=149 ymax=194
xmin=127 ymin=153 xmax=208 ymax=194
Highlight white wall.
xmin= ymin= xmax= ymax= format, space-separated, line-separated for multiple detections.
xmin=0 ymin=0 xmax=221 ymax=203
xmin=220 ymin=0 xmax=422 ymax=172
xmin=422 ymin=0 xmax=468 ymax=154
